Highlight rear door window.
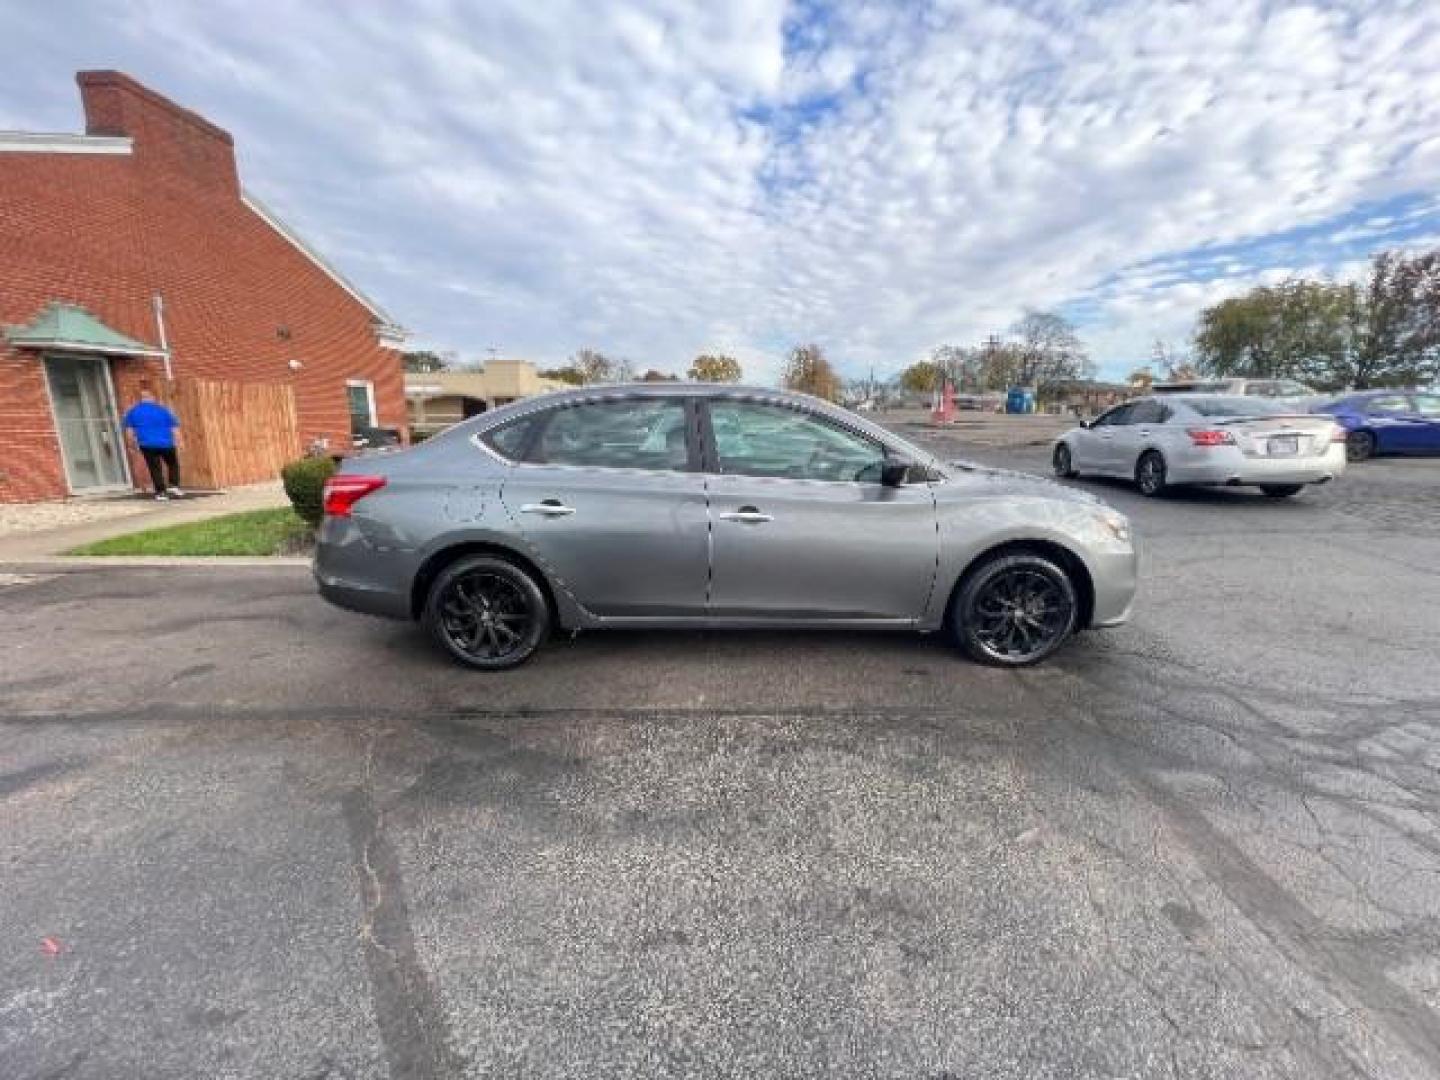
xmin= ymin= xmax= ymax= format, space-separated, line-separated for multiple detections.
xmin=1127 ymin=400 xmax=1164 ymax=424
xmin=1412 ymin=394 xmax=1440 ymax=418
xmin=1364 ymin=395 xmax=1410 ymax=414
xmin=532 ymin=398 xmax=692 ymax=471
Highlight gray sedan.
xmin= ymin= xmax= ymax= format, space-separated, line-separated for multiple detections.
xmin=1053 ymin=394 xmax=1346 ymax=497
xmin=314 ymin=385 xmax=1137 ymax=669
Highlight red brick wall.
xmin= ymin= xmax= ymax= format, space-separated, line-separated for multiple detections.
xmin=0 ymin=71 xmax=404 ymax=502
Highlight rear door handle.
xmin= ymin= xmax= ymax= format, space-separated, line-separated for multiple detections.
xmin=520 ymin=501 xmax=575 ymax=517
xmin=719 ymin=507 xmax=773 ymax=524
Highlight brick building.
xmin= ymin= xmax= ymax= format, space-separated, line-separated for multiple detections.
xmin=0 ymin=71 xmax=406 ymax=503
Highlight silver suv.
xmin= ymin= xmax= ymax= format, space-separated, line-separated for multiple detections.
xmin=314 ymin=384 xmax=1137 ymax=669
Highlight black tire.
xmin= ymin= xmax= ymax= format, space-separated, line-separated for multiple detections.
xmin=1136 ymin=450 xmax=1167 ymax=497
xmin=422 ymin=555 xmax=550 ymax=670
xmin=1260 ymin=484 xmax=1303 ymax=498
xmin=1346 ymin=430 xmax=1375 ymax=462
xmin=1053 ymin=443 xmax=1078 ymax=479
xmin=951 ymin=553 xmax=1080 ymax=667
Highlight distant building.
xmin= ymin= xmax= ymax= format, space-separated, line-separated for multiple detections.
xmin=405 ymin=360 xmax=570 ymax=437
xmin=0 ymin=71 xmax=405 ymax=502
xmin=1040 ymin=379 xmax=1131 ymax=416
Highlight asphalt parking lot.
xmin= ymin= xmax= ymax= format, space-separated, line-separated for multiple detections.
xmin=3 ymin=428 xmax=1439 ymax=1079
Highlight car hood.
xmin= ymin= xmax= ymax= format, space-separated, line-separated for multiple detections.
xmin=936 ymin=460 xmax=1102 ymax=506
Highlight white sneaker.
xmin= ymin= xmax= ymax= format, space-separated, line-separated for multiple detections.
xmin=154 ymin=492 xmax=170 ymax=501
xmin=167 ymin=487 xmax=184 ymax=498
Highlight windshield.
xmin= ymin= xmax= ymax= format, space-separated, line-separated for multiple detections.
xmin=1180 ymin=396 xmax=1293 ymax=417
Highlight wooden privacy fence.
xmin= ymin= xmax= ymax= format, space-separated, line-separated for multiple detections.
xmin=165 ymin=377 xmax=300 ymax=490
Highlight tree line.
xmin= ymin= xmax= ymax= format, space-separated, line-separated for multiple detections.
xmin=1191 ymin=248 xmax=1440 ymax=390
xmin=895 ymin=309 xmax=1094 ymax=395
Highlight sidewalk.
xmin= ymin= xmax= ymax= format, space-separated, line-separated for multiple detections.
xmin=0 ymin=482 xmax=290 ymax=562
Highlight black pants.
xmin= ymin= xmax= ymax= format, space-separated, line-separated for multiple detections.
xmin=140 ymin=447 xmax=180 ymax=493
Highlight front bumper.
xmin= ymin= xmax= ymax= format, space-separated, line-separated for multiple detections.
xmin=1088 ymin=545 xmax=1139 ymax=627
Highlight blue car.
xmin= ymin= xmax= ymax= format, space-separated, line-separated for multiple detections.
xmin=1315 ymin=389 xmax=1440 ymax=461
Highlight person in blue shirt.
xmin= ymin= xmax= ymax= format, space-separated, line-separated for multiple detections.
xmin=122 ymin=388 xmax=183 ymax=500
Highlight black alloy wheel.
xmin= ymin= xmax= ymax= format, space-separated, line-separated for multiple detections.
xmin=1053 ymin=444 xmax=1077 ymax=478
xmin=1346 ymin=430 xmax=1375 ymax=462
xmin=423 ymin=555 xmax=549 ymax=670
xmin=1136 ymin=450 xmax=1167 ymax=497
xmin=953 ymin=553 xmax=1079 ymax=666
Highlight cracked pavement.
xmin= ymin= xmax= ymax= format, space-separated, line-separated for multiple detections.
xmin=1 ymin=441 xmax=1438 ymax=1078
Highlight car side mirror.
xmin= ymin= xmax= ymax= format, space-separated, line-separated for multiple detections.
xmin=1079 ymin=419 xmax=1092 ymax=429
xmin=880 ymin=457 xmax=914 ymax=487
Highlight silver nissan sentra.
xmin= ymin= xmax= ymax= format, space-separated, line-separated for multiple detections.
xmin=314 ymin=384 xmax=1137 ymax=669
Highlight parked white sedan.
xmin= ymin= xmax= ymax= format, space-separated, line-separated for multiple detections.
xmin=1053 ymin=395 xmax=1347 ymax=498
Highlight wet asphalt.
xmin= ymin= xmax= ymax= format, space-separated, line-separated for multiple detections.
xmin=2 ymin=437 xmax=1439 ymax=1079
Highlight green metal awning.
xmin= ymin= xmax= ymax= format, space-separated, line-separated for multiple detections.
xmin=4 ymin=302 xmax=167 ymax=358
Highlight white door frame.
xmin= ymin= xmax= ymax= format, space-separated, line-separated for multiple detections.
xmin=346 ymin=378 xmax=378 ymax=428
xmin=41 ymin=352 xmax=133 ymax=495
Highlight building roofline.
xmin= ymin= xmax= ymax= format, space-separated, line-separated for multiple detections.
xmin=76 ymin=70 xmax=234 ymax=145
xmin=240 ymin=190 xmax=405 ymax=339
xmin=0 ymin=131 xmax=133 ymax=155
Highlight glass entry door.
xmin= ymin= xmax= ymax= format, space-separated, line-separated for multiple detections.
xmin=44 ymin=355 xmax=129 ymax=492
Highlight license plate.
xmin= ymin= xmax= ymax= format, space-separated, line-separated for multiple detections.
xmin=1269 ymin=435 xmax=1298 ymax=456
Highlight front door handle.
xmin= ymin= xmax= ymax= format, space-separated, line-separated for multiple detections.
xmin=719 ymin=506 xmax=773 ymax=524
xmin=1138 ymin=429 xmax=1151 ymax=437
xmin=520 ymin=500 xmax=575 ymax=517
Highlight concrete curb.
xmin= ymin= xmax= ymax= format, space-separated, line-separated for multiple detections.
xmin=0 ymin=556 xmax=311 ymax=571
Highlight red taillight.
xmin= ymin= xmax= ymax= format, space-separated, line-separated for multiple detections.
xmin=1331 ymin=425 xmax=1348 ymax=442
xmin=1186 ymin=428 xmax=1235 ymax=447
xmin=322 ymin=474 xmax=386 ymax=517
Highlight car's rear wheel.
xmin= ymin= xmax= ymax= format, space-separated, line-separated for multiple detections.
xmin=1260 ymin=484 xmax=1303 ymax=498
xmin=423 ymin=555 xmax=549 ymax=670
xmin=1053 ymin=443 xmax=1077 ymax=478
xmin=1346 ymin=430 xmax=1375 ymax=462
xmin=951 ymin=553 xmax=1079 ymax=667
xmin=1136 ymin=450 xmax=1167 ymax=497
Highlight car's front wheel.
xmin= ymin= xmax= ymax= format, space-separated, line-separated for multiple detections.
xmin=423 ymin=554 xmax=550 ymax=670
xmin=951 ymin=552 xmax=1079 ymax=666
xmin=1053 ymin=443 xmax=1078 ymax=479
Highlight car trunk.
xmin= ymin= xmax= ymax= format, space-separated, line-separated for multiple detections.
xmin=1214 ymin=415 xmax=1338 ymax=459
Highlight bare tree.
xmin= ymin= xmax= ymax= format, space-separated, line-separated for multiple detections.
xmin=571 ymin=347 xmax=622 ymax=384
xmin=781 ymin=343 xmax=841 ymax=401
xmin=1009 ymin=310 xmax=1092 ymax=387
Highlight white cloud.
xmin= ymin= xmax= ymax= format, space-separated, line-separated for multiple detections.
xmin=3 ymin=0 xmax=1440 ymax=381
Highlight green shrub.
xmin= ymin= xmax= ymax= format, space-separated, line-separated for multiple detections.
xmin=280 ymin=456 xmax=337 ymax=527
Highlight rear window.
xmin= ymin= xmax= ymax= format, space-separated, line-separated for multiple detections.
xmin=1180 ymin=396 xmax=1290 ymax=417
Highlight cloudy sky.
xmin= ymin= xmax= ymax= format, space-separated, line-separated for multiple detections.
xmin=5 ymin=1 xmax=1440 ymax=382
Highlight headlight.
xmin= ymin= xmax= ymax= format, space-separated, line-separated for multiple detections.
xmin=1097 ymin=508 xmax=1131 ymax=544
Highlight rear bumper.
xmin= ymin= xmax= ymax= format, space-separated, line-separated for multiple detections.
xmin=1167 ymin=443 xmax=1346 ymax=486
xmin=314 ymin=571 xmax=410 ymax=619
xmin=312 ymin=517 xmax=411 ymax=620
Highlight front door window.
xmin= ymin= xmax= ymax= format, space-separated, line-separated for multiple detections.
xmin=45 ymin=356 xmax=128 ymax=491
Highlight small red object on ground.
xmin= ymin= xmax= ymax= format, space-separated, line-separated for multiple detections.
xmin=931 ymin=380 xmax=957 ymax=424
xmin=40 ymin=936 xmax=62 ymax=956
